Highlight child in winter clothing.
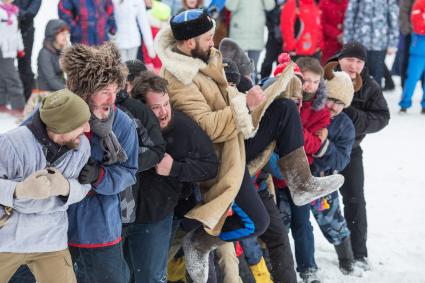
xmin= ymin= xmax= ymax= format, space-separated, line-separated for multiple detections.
xmin=113 ymin=0 xmax=155 ymax=62
xmin=20 ymin=19 xmax=69 ymax=122
xmin=0 ymin=90 xmax=91 ymax=283
xmin=310 ymin=61 xmax=362 ymax=276
xmin=399 ymin=0 xmax=425 ymax=113
xmin=0 ymin=0 xmax=26 ymax=116
xmin=280 ymin=0 xmax=323 ymax=60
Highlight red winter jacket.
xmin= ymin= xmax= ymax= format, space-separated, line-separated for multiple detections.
xmin=280 ymin=0 xmax=323 ymax=56
xmin=411 ymin=0 xmax=425 ymax=35
xmin=300 ymin=81 xmax=331 ymax=164
xmin=319 ymin=0 xmax=348 ymax=64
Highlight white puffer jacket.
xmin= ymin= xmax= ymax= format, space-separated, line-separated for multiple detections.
xmin=113 ymin=0 xmax=155 ymax=58
xmin=0 ymin=6 xmax=24 ymax=59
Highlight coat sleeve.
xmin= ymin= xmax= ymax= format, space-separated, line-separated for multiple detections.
xmin=58 ymin=0 xmax=77 ymax=31
xmin=38 ymin=50 xmax=64 ymax=91
xmin=343 ymin=81 xmax=390 ymax=136
xmin=399 ymin=0 xmax=413 ymax=35
xmin=0 ymin=136 xmax=20 ymax=208
xmin=20 ymin=0 xmax=42 ymax=17
xmin=136 ymin=103 xmax=166 ymax=172
xmin=168 ymin=80 xmax=247 ymax=143
xmin=169 ymin=124 xmax=219 ymax=183
xmin=387 ymin=0 xmax=400 ymax=49
xmin=280 ymin=0 xmax=297 ymax=52
xmin=136 ymin=0 xmax=154 ymax=51
xmin=93 ymin=116 xmax=138 ymax=195
xmin=343 ymin=0 xmax=358 ymax=44
xmin=313 ymin=115 xmax=355 ymax=173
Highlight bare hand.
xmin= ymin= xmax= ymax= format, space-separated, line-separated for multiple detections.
xmin=315 ymin=128 xmax=328 ymax=143
xmin=246 ymin=85 xmax=266 ymax=112
xmin=387 ymin=47 xmax=397 ymax=56
xmin=155 ymin=153 xmax=173 ymax=176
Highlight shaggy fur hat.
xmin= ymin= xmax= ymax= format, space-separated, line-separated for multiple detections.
xmin=324 ymin=62 xmax=362 ymax=108
xmin=219 ymin=38 xmax=254 ymax=77
xmin=125 ymin=59 xmax=147 ymax=82
xmin=60 ymin=42 xmax=128 ymax=99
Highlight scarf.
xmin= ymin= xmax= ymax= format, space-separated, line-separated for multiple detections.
xmin=0 ymin=3 xmax=19 ymax=26
xmin=90 ymin=109 xmax=128 ymax=165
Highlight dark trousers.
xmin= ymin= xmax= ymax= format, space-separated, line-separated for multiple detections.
xmin=277 ymin=189 xmax=317 ymax=273
xmin=339 ymin=146 xmax=367 ymax=259
xmin=401 ymin=34 xmax=412 ymax=88
xmin=220 ymin=98 xmax=304 ymax=241
xmin=260 ymin=31 xmax=282 ymax=79
xmin=122 ymin=215 xmax=173 ymax=283
xmin=258 ymin=189 xmax=297 ymax=283
xmin=69 ymin=242 xmax=130 ymax=283
xmin=367 ymin=50 xmax=387 ymax=89
xmin=18 ymin=26 xmax=35 ymax=101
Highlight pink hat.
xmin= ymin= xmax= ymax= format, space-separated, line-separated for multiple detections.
xmin=273 ymin=53 xmax=303 ymax=78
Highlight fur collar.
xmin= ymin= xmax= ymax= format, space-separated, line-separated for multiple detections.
xmin=155 ymin=26 xmax=221 ymax=85
xmin=311 ymin=79 xmax=328 ymax=111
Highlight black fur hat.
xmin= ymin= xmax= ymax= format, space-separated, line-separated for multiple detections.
xmin=170 ymin=9 xmax=215 ymax=41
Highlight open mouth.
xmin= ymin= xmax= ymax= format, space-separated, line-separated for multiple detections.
xmin=159 ymin=115 xmax=168 ymax=122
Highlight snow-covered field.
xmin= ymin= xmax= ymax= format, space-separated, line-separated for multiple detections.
xmin=1 ymin=1 xmax=424 ymax=282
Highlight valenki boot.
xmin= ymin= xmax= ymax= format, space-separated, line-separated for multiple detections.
xmin=278 ymin=147 xmax=344 ymax=206
xmin=334 ymin=236 xmax=363 ymax=277
xmin=182 ymin=227 xmax=225 ymax=283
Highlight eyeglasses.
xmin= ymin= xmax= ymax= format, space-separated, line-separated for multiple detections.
xmin=172 ymin=9 xmax=205 ymax=24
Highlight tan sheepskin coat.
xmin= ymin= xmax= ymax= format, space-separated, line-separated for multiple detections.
xmin=155 ymin=26 xmax=295 ymax=235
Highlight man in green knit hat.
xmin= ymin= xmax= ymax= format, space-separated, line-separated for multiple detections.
xmin=0 ymin=89 xmax=92 ymax=283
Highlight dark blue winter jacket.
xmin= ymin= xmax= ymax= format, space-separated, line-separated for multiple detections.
xmin=67 ymin=108 xmax=138 ymax=247
xmin=312 ymin=112 xmax=355 ymax=175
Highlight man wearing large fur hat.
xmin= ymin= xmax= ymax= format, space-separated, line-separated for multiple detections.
xmin=59 ymin=42 xmax=139 ymax=283
xmin=155 ymin=8 xmax=345 ymax=282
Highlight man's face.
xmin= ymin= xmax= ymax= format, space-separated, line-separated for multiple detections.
xmin=191 ymin=29 xmax=215 ymax=63
xmin=51 ymin=122 xmax=91 ymax=149
xmin=145 ymin=91 xmax=172 ymax=129
xmin=302 ymin=71 xmax=321 ymax=94
xmin=89 ymin=84 xmax=118 ymax=120
xmin=338 ymin=57 xmax=365 ymax=79
xmin=326 ymin=98 xmax=345 ymax=118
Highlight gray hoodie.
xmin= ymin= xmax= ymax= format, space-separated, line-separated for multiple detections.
xmin=0 ymin=125 xmax=90 ymax=253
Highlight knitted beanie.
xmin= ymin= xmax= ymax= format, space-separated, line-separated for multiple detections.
xmin=273 ymin=53 xmax=303 ymax=77
xmin=40 ymin=89 xmax=90 ymax=134
xmin=338 ymin=41 xmax=367 ymax=62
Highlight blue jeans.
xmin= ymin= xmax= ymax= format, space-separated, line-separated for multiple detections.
xmin=69 ymin=242 xmax=130 ymax=283
xmin=277 ymin=189 xmax=317 ymax=273
xmin=122 ymin=214 xmax=173 ymax=283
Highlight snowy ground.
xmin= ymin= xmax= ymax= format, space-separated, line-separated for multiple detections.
xmin=1 ymin=1 xmax=424 ymax=282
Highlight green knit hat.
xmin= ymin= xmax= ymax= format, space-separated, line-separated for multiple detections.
xmin=40 ymin=89 xmax=91 ymax=134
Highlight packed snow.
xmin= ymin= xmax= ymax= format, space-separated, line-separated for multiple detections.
xmin=0 ymin=1 xmax=424 ymax=282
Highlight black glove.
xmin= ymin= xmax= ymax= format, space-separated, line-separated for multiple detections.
xmin=78 ymin=158 xmax=101 ymax=184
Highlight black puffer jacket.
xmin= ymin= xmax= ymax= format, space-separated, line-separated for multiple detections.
xmin=328 ymin=56 xmax=390 ymax=148
xmin=37 ymin=19 xmax=68 ymax=91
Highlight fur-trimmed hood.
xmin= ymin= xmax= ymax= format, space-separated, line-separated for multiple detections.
xmin=155 ymin=25 xmax=222 ymax=86
xmin=310 ymin=79 xmax=328 ymax=111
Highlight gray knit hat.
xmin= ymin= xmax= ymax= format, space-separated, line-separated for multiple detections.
xmin=219 ymin=38 xmax=254 ymax=77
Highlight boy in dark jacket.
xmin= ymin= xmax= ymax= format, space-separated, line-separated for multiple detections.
xmin=311 ymin=63 xmax=362 ymax=277
xmin=123 ymin=71 xmax=219 ymax=283
xmin=329 ymin=41 xmax=390 ymax=271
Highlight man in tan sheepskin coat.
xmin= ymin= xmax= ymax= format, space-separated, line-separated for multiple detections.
xmin=155 ymin=9 xmax=345 ymax=282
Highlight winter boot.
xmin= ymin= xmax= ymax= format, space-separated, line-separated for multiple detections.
xmin=278 ymin=147 xmax=344 ymax=206
xmin=334 ymin=237 xmax=363 ymax=277
xmin=354 ymin=257 xmax=371 ymax=272
xmin=182 ymin=227 xmax=225 ymax=283
xmin=248 ymin=257 xmax=273 ymax=283
xmin=300 ymin=268 xmax=321 ymax=283
xmin=421 ymin=108 xmax=425 ymax=115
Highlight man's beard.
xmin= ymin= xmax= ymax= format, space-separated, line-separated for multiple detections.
xmin=63 ymin=137 xmax=80 ymax=149
xmin=191 ymin=43 xmax=211 ymax=63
